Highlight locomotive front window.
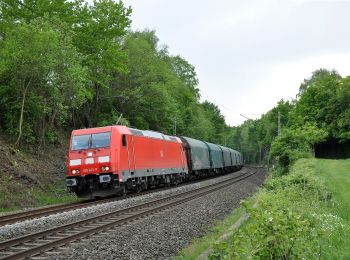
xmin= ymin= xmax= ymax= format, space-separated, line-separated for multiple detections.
xmin=91 ymin=132 xmax=111 ymax=148
xmin=71 ymin=132 xmax=111 ymax=150
xmin=71 ymin=134 xmax=90 ymax=150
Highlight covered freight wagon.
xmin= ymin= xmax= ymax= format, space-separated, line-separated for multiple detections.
xmin=180 ymin=137 xmax=210 ymax=175
xmin=204 ymin=141 xmax=224 ymax=172
xmin=220 ymin=146 xmax=232 ymax=168
xmin=229 ymin=149 xmax=240 ymax=169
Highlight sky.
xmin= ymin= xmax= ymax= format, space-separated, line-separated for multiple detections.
xmin=122 ymin=0 xmax=350 ymax=126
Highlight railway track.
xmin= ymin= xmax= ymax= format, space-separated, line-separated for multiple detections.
xmin=0 ymin=193 xmax=135 ymax=227
xmin=0 ymin=167 xmax=262 ymax=260
xmin=0 ymin=168 xmax=252 ymax=226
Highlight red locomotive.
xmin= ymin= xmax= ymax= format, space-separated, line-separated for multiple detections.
xmin=67 ymin=126 xmax=188 ymax=197
xmin=66 ymin=125 xmax=243 ymax=198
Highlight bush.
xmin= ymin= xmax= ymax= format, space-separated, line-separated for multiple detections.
xmin=269 ymin=125 xmax=327 ymax=171
xmin=210 ymin=159 xmax=341 ymax=259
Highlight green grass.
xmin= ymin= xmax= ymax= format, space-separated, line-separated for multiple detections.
xmin=33 ymin=184 xmax=80 ymax=206
xmin=0 ymin=207 xmax=20 ymax=213
xmin=315 ymin=159 xmax=350 ymax=259
xmin=0 ymin=177 xmax=80 ymax=212
xmin=316 ymin=159 xmax=350 ymax=221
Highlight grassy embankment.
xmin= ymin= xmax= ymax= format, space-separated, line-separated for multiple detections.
xmin=0 ymin=137 xmax=79 ymax=212
xmin=178 ymin=159 xmax=350 ymax=259
xmin=0 ymin=179 xmax=79 ymax=213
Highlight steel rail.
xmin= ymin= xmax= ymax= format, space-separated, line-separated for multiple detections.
xmin=0 ymin=168 xmax=262 ymax=260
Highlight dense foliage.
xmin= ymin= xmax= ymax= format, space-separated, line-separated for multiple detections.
xmin=0 ymin=0 xmax=229 ymax=146
xmin=1 ymin=1 xmax=348 ymax=165
xmin=229 ymin=69 xmax=350 ymax=168
xmin=210 ymin=159 xmax=350 ymax=259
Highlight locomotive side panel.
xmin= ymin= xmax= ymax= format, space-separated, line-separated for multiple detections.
xmin=130 ymin=136 xmax=185 ymax=175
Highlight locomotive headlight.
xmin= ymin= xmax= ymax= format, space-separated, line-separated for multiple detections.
xmin=101 ymin=166 xmax=110 ymax=171
xmin=105 ymin=166 xmax=110 ymax=171
xmin=71 ymin=169 xmax=80 ymax=174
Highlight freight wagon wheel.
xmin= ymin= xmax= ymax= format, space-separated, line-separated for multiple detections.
xmin=142 ymin=182 xmax=148 ymax=191
xmin=136 ymin=184 xmax=142 ymax=193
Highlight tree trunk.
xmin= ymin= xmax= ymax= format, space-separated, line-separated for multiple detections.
xmin=15 ymin=81 xmax=30 ymax=147
xmin=82 ymin=103 xmax=92 ymax=128
xmin=39 ymin=108 xmax=58 ymax=147
xmin=94 ymin=83 xmax=100 ymax=124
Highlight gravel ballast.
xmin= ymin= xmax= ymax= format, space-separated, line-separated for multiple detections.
xmin=0 ymin=168 xmax=266 ymax=259
xmin=54 ymin=168 xmax=266 ymax=260
xmin=0 ymin=169 xmax=250 ymax=241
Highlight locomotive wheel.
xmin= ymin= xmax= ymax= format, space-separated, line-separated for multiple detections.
xmin=171 ymin=177 xmax=179 ymax=186
xmin=119 ymin=185 xmax=127 ymax=197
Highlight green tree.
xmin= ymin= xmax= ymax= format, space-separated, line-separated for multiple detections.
xmin=290 ymin=69 xmax=340 ymax=137
xmin=270 ymin=124 xmax=327 ymax=169
xmin=71 ymin=0 xmax=131 ymax=126
xmin=0 ymin=19 xmax=88 ymax=145
xmin=201 ymin=101 xmax=228 ymax=144
xmin=0 ymin=2 xmax=233 ymax=148
xmin=335 ymin=76 xmax=350 ymax=139
xmin=168 ymin=55 xmax=200 ymax=99
xmin=229 ymin=100 xmax=294 ymax=164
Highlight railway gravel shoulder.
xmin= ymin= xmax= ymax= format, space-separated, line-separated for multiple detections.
xmin=49 ymin=168 xmax=267 ymax=260
xmin=0 ymin=168 xmax=251 ymax=242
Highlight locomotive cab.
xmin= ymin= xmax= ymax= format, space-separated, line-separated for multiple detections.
xmin=66 ymin=126 xmax=125 ymax=198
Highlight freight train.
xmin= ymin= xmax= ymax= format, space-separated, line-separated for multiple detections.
xmin=66 ymin=125 xmax=243 ymax=198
